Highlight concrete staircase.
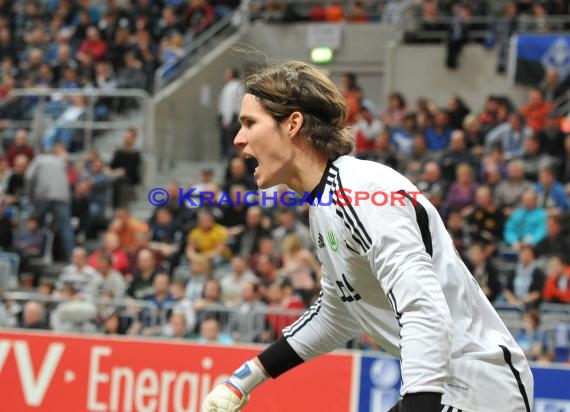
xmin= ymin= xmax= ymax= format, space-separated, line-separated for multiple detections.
xmin=128 ymin=159 xmax=228 ymax=221
xmin=88 ymin=108 xmax=222 ymax=221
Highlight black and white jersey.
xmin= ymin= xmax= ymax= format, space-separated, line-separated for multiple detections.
xmin=283 ymin=156 xmax=533 ymax=412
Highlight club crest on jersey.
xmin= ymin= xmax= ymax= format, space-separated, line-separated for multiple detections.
xmin=327 ymin=230 xmax=338 ymax=251
xmin=318 ymin=233 xmax=325 ymax=248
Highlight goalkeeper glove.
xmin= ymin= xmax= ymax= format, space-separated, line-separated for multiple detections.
xmin=201 ymin=360 xmax=268 ymax=412
xmin=201 ymin=382 xmax=249 ymax=412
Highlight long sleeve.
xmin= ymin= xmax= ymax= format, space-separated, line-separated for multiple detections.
xmin=281 ymin=268 xmax=362 ymax=361
xmin=504 ymin=209 xmax=522 ymax=245
xmin=529 ymin=209 xmax=547 ymax=245
xmin=361 ymin=200 xmax=453 ymax=396
xmin=543 ymin=276 xmax=559 ymax=301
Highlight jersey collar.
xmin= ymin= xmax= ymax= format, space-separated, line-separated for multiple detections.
xmin=308 ymin=158 xmax=334 ymax=205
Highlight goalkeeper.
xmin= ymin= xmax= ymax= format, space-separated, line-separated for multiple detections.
xmin=202 ymin=60 xmax=533 ymax=412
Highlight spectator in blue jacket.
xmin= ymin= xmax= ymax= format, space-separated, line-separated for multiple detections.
xmin=535 ymin=164 xmax=569 ymax=213
xmin=424 ymin=109 xmax=453 ymax=151
xmin=504 ymin=188 xmax=547 ymax=250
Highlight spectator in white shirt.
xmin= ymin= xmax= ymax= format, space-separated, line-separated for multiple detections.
xmin=218 ymin=67 xmax=245 ymax=159
xmin=56 ymin=247 xmax=102 ymax=299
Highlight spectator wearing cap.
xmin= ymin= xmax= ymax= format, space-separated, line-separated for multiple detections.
xmin=353 ymin=99 xmax=383 ymax=157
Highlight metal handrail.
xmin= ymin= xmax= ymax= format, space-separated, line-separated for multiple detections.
xmin=154 ymin=11 xmax=242 ymax=91
xmin=2 ymin=291 xmax=161 ymax=326
xmin=0 ymin=88 xmax=152 ymax=154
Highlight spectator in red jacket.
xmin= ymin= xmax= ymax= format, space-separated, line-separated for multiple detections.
xmin=543 ymin=255 xmax=570 ymax=304
xmin=77 ymin=26 xmax=108 ymax=63
xmin=6 ymin=129 xmax=34 ymax=167
xmin=88 ymin=231 xmax=131 ymax=275
xmin=519 ymin=88 xmax=554 ymax=133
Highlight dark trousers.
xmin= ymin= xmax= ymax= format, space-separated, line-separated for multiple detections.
xmin=32 ymin=200 xmax=74 ymax=261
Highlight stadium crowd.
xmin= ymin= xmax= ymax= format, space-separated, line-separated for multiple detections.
xmin=0 ymin=0 xmax=241 ymax=145
xmin=0 ymin=0 xmax=568 ymax=365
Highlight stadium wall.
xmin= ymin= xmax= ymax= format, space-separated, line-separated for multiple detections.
xmin=153 ymin=23 xmax=531 ymax=164
xmin=385 ymin=43 xmax=530 ymax=112
xmin=1 ymin=330 xmax=568 ymax=411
